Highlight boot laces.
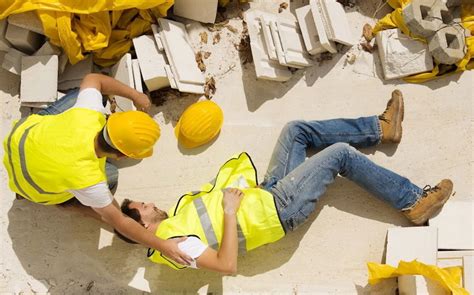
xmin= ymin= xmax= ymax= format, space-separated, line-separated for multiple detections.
xmin=422 ymin=185 xmax=440 ymax=197
xmin=378 ymin=100 xmax=393 ymax=122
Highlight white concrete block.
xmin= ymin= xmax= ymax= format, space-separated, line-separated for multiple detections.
xmin=158 ymin=18 xmax=205 ymax=85
xmin=132 ymin=35 xmax=169 ymax=91
xmin=173 ymin=0 xmax=218 ymax=24
xmin=5 ymin=24 xmax=44 ymax=54
xmin=295 ymin=5 xmax=326 ymax=55
xmin=245 ymin=10 xmax=292 ymax=82
xmin=151 ymin=24 xmax=164 ymax=51
xmin=164 ymin=65 xmax=178 ymax=89
xmin=0 ymin=19 xmax=12 ymax=52
xmin=2 ymin=47 xmax=26 ymax=75
xmin=131 ymin=59 xmax=143 ymax=93
xmin=463 ymin=256 xmax=474 ymax=293
xmin=437 ymin=250 xmax=474 ymax=259
xmin=260 ymin=15 xmax=278 ymax=61
xmin=437 ymin=258 xmax=463 ymax=268
xmin=376 ymin=28 xmax=434 ymax=80
xmin=8 ymin=11 xmax=44 ymax=35
xmin=276 ymin=20 xmax=313 ymax=67
xmin=34 ymin=41 xmax=61 ymax=56
xmin=21 ymin=55 xmax=58 ymax=103
xmin=386 ymin=227 xmax=438 ymax=266
xmin=59 ymin=55 xmax=93 ymax=83
xmin=309 ymin=0 xmax=337 ymax=53
xmin=270 ymin=21 xmax=304 ymax=68
xmin=428 ymin=200 xmax=474 ymax=250
xmin=111 ymin=53 xmax=135 ymax=112
xmin=319 ymin=0 xmax=356 ymax=46
xmin=398 ymin=275 xmax=449 ymax=295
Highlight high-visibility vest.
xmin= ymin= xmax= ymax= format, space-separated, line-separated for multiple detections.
xmin=3 ymin=108 xmax=107 ymax=205
xmin=148 ymin=152 xmax=285 ymax=269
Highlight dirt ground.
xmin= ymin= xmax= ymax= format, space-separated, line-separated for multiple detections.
xmin=1 ymin=0 xmax=472 ymax=294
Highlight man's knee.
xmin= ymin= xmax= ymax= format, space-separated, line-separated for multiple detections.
xmin=327 ymin=142 xmax=354 ymax=155
xmin=282 ymin=120 xmax=307 ymax=137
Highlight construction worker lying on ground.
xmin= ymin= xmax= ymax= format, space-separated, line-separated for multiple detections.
xmin=119 ymin=90 xmax=453 ymax=274
xmin=3 ymin=73 xmax=192 ymax=265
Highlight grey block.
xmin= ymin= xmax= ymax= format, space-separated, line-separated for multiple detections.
xmin=0 ymin=19 xmax=12 ymax=52
xmin=428 ymin=25 xmax=466 ymax=64
xmin=34 ymin=41 xmax=61 ymax=56
xmin=2 ymin=47 xmax=26 ymax=75
xmin=445 ymin=0 xmax=461 ymax=7
xmin=5 ymin=24 xmax=44 ymax=54
xmin=403 ymin=0 xmax=451 ymax=38
xmin=21 ymin=55 xmax=58 ymax=103
xmin=8 ymin=11 xmax=45 ymax=35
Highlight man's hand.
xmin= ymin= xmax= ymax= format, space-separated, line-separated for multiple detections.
xmin=161 ymin=237 xmax=194 ymax=266
xmin=223 ymin=188 xmax=244 ymax=215
xmin=132 ymin=93 xmax=152 ymax=113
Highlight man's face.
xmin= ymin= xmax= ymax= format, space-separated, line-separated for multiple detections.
xmin=128 ymin=201 xmax=168 ymax=225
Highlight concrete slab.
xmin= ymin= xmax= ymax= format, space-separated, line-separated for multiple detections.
xmin=259 ymin=15 xmax=278 ymax=61
xmin=132 ymin=35 xmax=169 ymax=91
xmin=132 ymin=59 xmax=143 ymax=93
xmin=428 ymin=200 xmax=474 ymax=250
xmin=151 ymin=24 xmax=164 ymax=51
xmin=295 ymin=5 xmax=326 ymax=55
xmin=110 ymin=53 xmax=135 ymax=112
xmin=33 ymin=41 xmax=61 ymax=56
xmin=20 ymin=55 xmax=58 ymax=103
xmin=245 ymin=10 xmax=292 ymax=81
xmin=5 ymin=24 xmax=44 ymax=54
xmin=59 ymin=55 xmax=93 ymax=83
xmin=2 ymin=47 xmax=26 ymax=75
xmin=428 ymin=25 xmax=466 ymax=65
xmin=464 ymin=255 xmax=474 ymax=293
xmin=7 ymin=11 xmax=45 ymax=35
xmin=376 ymin=28 xmax=434 ymax=80
xmin=0 ymin=19 xmax=12 ymax=52
xmin=276 ymin=20 xmax=313 ymax=67
xmin=173 ymin=0 xmax=218 ymax=24
xmin=309 ymin=0 xmax=337 ymax=53
xmin=320 ymin=0 xmax=356 ymax=46
xmin=269 ymin=21 xmax=304 ymax=69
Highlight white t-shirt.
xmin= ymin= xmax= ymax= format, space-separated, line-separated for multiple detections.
xmin=67 ymin=88 xmax=113 ymax=208
xmin=177 ymin=236 xmax=208 ymax=268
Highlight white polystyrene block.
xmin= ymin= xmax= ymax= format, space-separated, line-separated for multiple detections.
xmin=276 ymin=20 xmax=313 ymax=67
xmin=428 ymin=200 xmax=474 ymax=250
xmin=386 ymin=227 xmax=438 ymax=266
xmin=295 ymin=5 xmax=326 ymax=55
xmin=34 ymin=41 xmax=61 ymax=56
xmin=21 ymin=55 xmax=58 ymax=103
xmin=132 ymin=35 xmax=169 ymax=91
xmin=463 ymin=256 xmax=474 ymax=293
xmin=0 ymin=19 xmax=12 ymax=52
xmin=376 ymin=29 xmax=434 ymax=80
xmin=320 ymin=0 xmax=356 ymax=46
xmin=131 ymin=59 xmax=143 ymax=93
xmin=269 ymin=21 xmax=304 ymax=69
xmin=2 ymin=47 xmax=26 ymax=75
xmin=8 ymin=11 xmax=44 ymax=35
xmin=438 ymin=250 xmax=474 ymax=259
xmin=259 ymin=15 xmax=278 ymax=61
xmin=59 ymin=55 xmax=93 ymax=83
xmin=111 ymin=53 xmax=135 ymax=112
xmin=244 ymin=10 xmax=291 ymax=82
xmin=5 ymin=24 xmax=44 ymax=54
xmin=164 ymin=65 xmax=178 ymax=89
xmin=173 ymin=0 xmax=218 ymax=23
xmin=151 ymin=24 xmax=164 ymax=51
xmin=398 ymin=275 xmax=449 ymax=295
xmin=309 ymin=0 xmax=337 ymax=53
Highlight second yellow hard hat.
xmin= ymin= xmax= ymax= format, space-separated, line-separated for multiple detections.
xmin=175 ymin=100 xmax=224 ymax=149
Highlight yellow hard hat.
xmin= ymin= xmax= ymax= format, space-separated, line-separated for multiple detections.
xmin=174 ymin=100 xmax=224 ymax=149
xmin=106 ymin=111 xmax=160 ymax=159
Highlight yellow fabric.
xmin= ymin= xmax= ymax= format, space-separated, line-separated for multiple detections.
xmin=373 ymin=1 xmax=474 ymax=83
xmin=367 ymin=260 xmax=469 ymax=295
xmin=149 ymin=152 xmax=285 ymax=270
xmin=0 ymin=0 xmax=173 ymax=66
xmin=3 ymin=109 xmax=107 ymax=205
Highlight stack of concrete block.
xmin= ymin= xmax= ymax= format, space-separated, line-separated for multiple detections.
xmin=58 ymin=55 xmax=93 ymax=91
xmin=295 ymin=0 xmax=355 ymax=56
xmin=173 ymin=0 xmax=218 ymax=24
xmin=20 ymin=55 xmax=59 ymax=108
xmin=376 ymin=28 xmax=434 ymax=80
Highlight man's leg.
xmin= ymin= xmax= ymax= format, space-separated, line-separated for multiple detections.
xmin=106 ymin=161 xmax=119 ymax=195
xmin=37 ymin=88 xmax=80 ymax=116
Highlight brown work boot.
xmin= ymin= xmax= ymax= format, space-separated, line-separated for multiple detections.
xmin=402 ymin=179 xmax=453 ymax=225
xmin=379 ymin=90 xmax=404 ymax=143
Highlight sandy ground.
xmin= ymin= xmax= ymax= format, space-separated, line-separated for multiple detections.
xmin=1 ymin=1 xmax=473 ymax=294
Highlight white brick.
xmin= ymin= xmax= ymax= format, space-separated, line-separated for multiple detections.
xmin=8 ymin=11 xmax=45 ymax=35
xmin=21 ymin=55 xmax=58 ymax=103
xmin=131 ymin=59 xmax=143 ymax=93
xmin=398 ymin=275 xmax=449 ymax=295
xmin=34 ymin=41 xmax=61 ymax=56
xmin=270 ymin=21 xmax=304 ymax=68
xmin=295 ymin=5 xmax=326 ymax=55
xmin=132 ymin=35 xmax=169 ymax=91
xmin=164 ymin=65 xmax=178 ymax=89
xmin=463 ymin=256 xmax=474 ymax=293
xmin=428 ymin=200 xmax=474 ymax=250
xmin=386 ymin=227 xmax=437 ymax=266
xmin=2 ymin=47 xmax=26 ymax=75
xmin=319 ymin=0 xmax=356 ymax=46
xmin=59 ymin=55 xmax=93 ymax=83
xmin=0 ymin=19 xmax=12 ymax=52
xmin=309 ymin=0 xmax=337 ymax=53
xmin=5 ymin=24 xmax=44 ymax=54
xmin=275 ymin=20 xmax=313 ymax=67
xmin=173 ymin=0 xmax=218 ymax=24
xmin=245 ymin=10 xmax=291 ymax=82
xmin=110 ymin=53 xmax=135 ymax=112
xmin=376 ymin=28 xmax=434 ymax=80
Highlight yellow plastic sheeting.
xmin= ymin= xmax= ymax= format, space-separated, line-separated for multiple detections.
xmin=367 ymin=260 xmax=469 ymax=295
xmin=373 ymin=1 xmax=474 ymax=83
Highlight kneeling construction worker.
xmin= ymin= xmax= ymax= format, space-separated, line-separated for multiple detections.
xmin=119 ymin=90 xmax=453 ymax=273
xmin=3 ymin=73 xmax=192 ymax=265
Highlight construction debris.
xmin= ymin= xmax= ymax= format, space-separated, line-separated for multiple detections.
xmin=200 ymin=31 xmax=208 ymax=44
xmin=7 ymin=11 xmax=45 ymax=35
xmin=2 ymin=47 xmax=26 ymax=75
xmin=196 ymin=51 xmax=206 ymax=72
xmin=0 ymin=19 xmax=12 ymax=52
xmin=5 ymin=24 xmax=44 ymax=55
xmin=173 ymin=0 xmax=218 ymax=24
xmin=20 ymin=55 xmax=58 ymax=104
xmin=58 ymin=55 xmax=93 ymax=91
xmin=204 ymin=76 xmax=216 ymax=99
xmin=213 ymin=33 xmax=221 ymax=45
xmin=110 ymin=53 xmax=135 ymax=112
xmin=278 ymin=2 xmax=289 ymax=13
xmin=362 ymin=24 xmax=373 ymax=42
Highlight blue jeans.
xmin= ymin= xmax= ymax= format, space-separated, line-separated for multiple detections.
xmin=261 ymin=117 xmax=423 ymax=232
xmin=37 ymin=89 xmax=118 ymax=193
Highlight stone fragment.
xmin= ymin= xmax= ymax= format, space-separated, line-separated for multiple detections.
xmin=110 ymin=53 xmax=135 ymax=112
xmin=2 ymin=47 xmax=26 ymax=75
xmin=403 ymin=0 xmax=451 ymax=38
xmin=295 ymin=5 xmax=326 ymax=55
xmin=319 ymin=0 xmax=356 ymax=46
xmin=428 ymin=25 xmax=466 ymax=65
xmin=0 ymin=19 xmax=12 ymax=52
xmin=34 ymin=41 xmax=61 ymax=56
xmin=275 ymin=19 xmax=313 ymax=67
xmin=8 ymin=11 xmax=45 ymax=35
xmin=5 ymin=24 xmax=44 ymax=54
xmin=309 ymin=0 xmax=337 ymax=53
xmin=376 ymin=28 xmax=434 ymax=80
xmin=21 ymin=55 xmax=58 ymax=103
xmin=173 ymin=0 xmax=218 ymax=24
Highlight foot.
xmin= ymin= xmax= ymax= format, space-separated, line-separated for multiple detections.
xmin=379 ymin=90 xmax=404 ymax=143
xmin=402 ymin=179 xmax=453 ymax=225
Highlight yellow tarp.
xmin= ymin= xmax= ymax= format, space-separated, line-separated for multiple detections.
xmin=367 ymin=260 xmax=469 ymax=294
xmin=373 ymin=1 xmax=474 ymax=83
xmin=0 ymin=1 xmax=174 ymax=66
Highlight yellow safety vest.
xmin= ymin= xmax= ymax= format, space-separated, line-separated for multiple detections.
xmin=148 ymin=152 xmax=285 ymax=269
xmin=3 ymin=108 xmax=107 ymax=205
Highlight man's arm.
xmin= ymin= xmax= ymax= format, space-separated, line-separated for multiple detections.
xmin=194 ymin=188 xmax=243 ymax=274
xmin=80 ymin=73 xmax=151 ymax=112
xmin=93 ymin=203 xmax=192 ymax=265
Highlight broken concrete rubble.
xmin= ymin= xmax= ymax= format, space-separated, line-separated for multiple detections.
xmin=173 ymin=0 xmax=218 ymax=24
xmin=7 ymin=11 xmax=45 ymax=35
xmin=2 ymin=47 xmax=26 ymax=75
xmin=295 ymin=5 xmax=326 ymax=55
xmin=319 ymin=0 xmax=356 ymax=46
xmin=21 ymin=55 xmax=58 ymax=103
xmin=34 ymin=41 xmax=61 ymax=56
xmin=5 ymin=24 xmax=44 ymax=54
xmin=0 ymin=19 xmax=12 ymax=52
xmin=309 ymin=0 xmax=337 ymax=53
xmin=428 ymin=25 xmax=466 ymax=65
xmin=273 ymin=20 xmax=313 ymax=67
xmin=403 ymin=0 xmax=450 ymax=39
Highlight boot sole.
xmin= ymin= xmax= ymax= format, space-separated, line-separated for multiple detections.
xmin=411 ymin=183 xmax=453 ymax=225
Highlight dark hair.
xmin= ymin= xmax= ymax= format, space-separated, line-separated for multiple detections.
xmin=97 ymin=127 xmax=125 ymax=157
xmin=114 ymin=198 xmax=143 ymax=244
